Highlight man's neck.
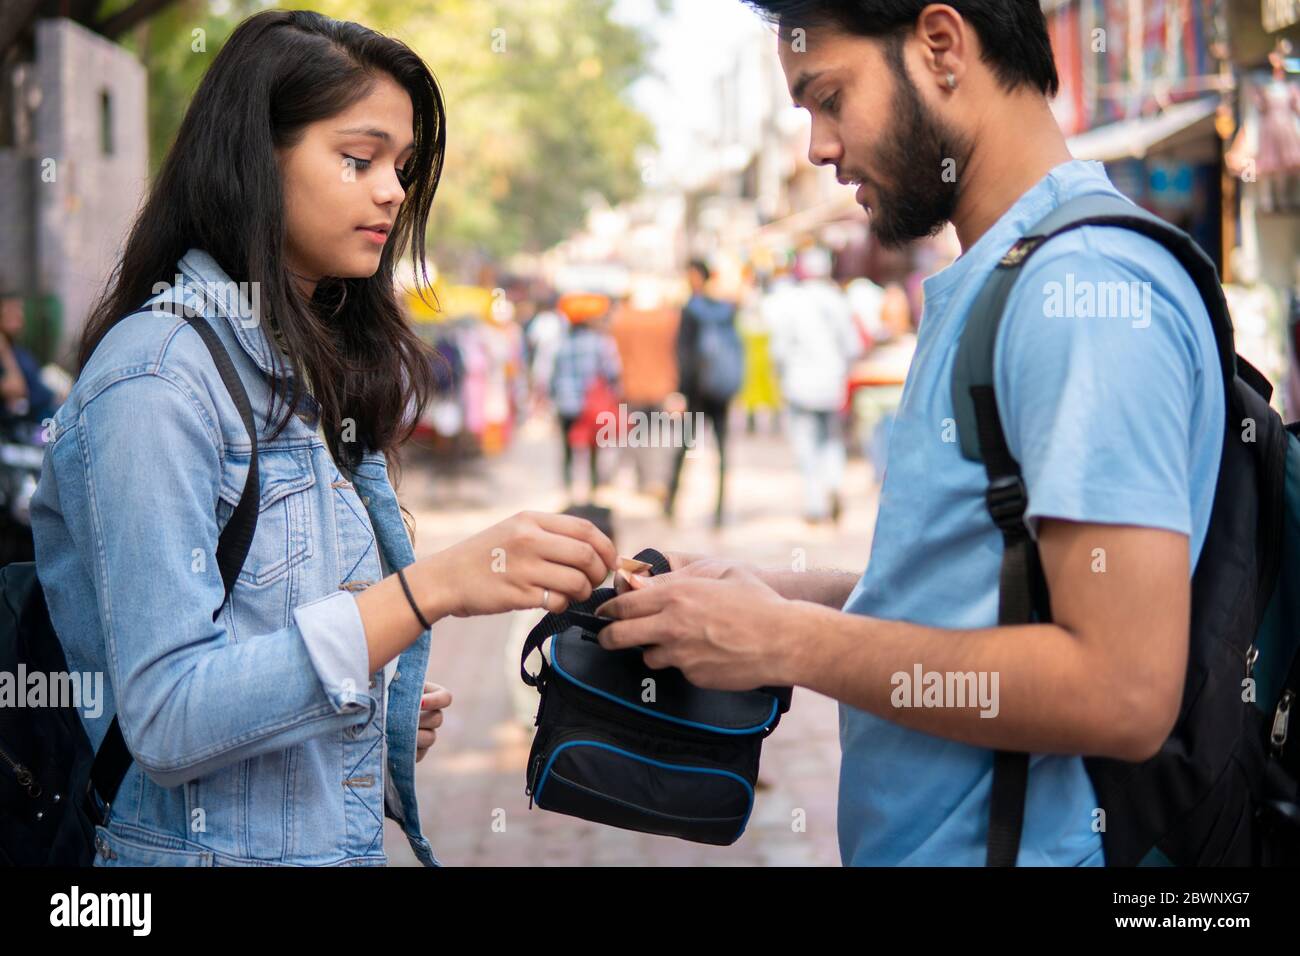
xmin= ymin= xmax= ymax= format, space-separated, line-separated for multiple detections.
xmin=949 ymin=93 xmax=1075 ymax=253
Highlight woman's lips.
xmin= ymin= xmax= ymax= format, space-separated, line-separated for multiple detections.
xmin=357 ymin=227 xmax=388 ymax=244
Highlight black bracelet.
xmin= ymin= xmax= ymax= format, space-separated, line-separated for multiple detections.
xmin=396 ymin=566 xmax=432 ymax=631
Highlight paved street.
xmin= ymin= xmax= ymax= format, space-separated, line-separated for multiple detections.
xmin=383 ymin=410 xmax=880 ymax=866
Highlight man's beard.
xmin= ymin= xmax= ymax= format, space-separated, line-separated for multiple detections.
xmin=865 ymin=55 xmax=973 ymax=250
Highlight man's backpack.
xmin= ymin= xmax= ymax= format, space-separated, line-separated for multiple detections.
xmin=0 ymin=300 xmax=260 ymax=865
xmin=687 ymin=295 xmax=744 ymax=404
xmin=951 ymin=192 xmax=1300 ymax=867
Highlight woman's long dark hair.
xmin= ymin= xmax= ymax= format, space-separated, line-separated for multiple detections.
xmin=78 ymin=10 xmax=445 ymax=533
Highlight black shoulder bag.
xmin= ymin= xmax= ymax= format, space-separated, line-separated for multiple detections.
xmin=521 ymin=548 xmax=792 ymax=846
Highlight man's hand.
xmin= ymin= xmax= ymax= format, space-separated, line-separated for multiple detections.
xmin=594 ymin=567 xmax=794 ymax=691
xmin=616 ymin=550 xmax=858 ymax=609
xmin=415 ymin=681 xmax=452 ymax=763
xmin=613 ymin=550 xmax=760 ymax=594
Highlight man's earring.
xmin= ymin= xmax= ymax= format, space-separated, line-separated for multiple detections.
xmin=945 ymin=72 xmax=958 ymax=91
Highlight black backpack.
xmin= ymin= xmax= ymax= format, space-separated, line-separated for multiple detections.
xmin=0 ymin=300 xmax=260 ymax=865
xmin=951 ymin=192 xmax=1300 ymax=866
xmin=683 ymin=295 xmax=743 ymax=404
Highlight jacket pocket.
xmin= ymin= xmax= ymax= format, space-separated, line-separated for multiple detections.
xmin=93 ymin=823 xmax=214 ymax=867
xmin=215 ymin=447 xmax=316 ymax=588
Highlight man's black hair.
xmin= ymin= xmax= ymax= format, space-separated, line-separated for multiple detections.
xmin=742 ymin=0 xmax=1059 ymax=98
xmin=688 ymin=259 xmax=712 ymax=281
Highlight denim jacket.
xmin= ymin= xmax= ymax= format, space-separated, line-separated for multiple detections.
xmin=30 ymin=249 xmax=440 ymax=866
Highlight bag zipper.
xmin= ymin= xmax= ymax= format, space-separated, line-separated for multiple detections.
xmin=0 ymin=741 xmax=40 ymax=798
xmin=1271 ymin=690 xmax=1293 ymax=754
xmin=548 ymin=649 xmax=772 ymax=742
xmin=547 ymin=670 xmax=747 ymax=747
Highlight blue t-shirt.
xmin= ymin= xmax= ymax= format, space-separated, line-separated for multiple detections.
xmin=837 ymin=159 xmax=1225 ymax=866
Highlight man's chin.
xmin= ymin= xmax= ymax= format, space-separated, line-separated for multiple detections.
xmin=867 ymin=210 xmax=948 ymax=250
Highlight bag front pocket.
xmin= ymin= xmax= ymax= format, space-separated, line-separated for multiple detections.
xmin=531 ymin=733 xmax=754 ymax=846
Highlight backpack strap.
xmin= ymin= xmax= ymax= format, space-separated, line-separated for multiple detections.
xmin=949 ymin=193 xmax=1238 ymax=866
xmin=953 ymin=193 xmax=1237 ymax=463
xmin=520 ymin=547 xmax=672 ymax=688
xmin=89 ymin=299 xmax=261 ymax=821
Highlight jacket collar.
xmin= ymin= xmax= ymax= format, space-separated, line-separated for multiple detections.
xmin=177 ymin=248 xmax=324 ymax=427
xmin=177 ymin=248 xmax=295 ymax=383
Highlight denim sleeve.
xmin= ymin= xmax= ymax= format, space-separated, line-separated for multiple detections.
xmin=64 ymin=368 xmax=377 ymax=788
xmin=993 ymin=230 xmax=1210 ymax=538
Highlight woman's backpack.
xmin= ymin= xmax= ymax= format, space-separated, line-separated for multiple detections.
xmin=0 ymin=300 xmax=260 ymax=865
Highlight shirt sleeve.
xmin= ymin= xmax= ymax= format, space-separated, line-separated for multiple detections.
xmin=993 ymin=230 xmax=1210 ymax=538
xmin=65 ymin=367 xmax=378 ymax=788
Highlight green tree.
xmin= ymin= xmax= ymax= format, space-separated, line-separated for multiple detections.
xmin=112 ymin=0 xmax=268 ymax=176
xmin=306 ymin=0 xmax=660 ymax=265
xmin=118 ymin=0 xmax=660 ymax=268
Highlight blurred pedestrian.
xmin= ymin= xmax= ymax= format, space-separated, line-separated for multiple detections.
xmin=550 ymin=292 xmax=623 ymax=502
xmin=766 ymin=247 xmax=862 ymax=524
xmin=609 ymin=293 xmax=678 ymax=499
xmin=665 ymin=259 xmax=742 ymax=527
xmin=525 ymin=291 xmax=566 ymax=415
xmin=0 ymin=293 xmax=57 ymax=423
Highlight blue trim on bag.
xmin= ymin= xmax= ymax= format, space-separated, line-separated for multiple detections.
xmin=551 ymin=641 xmax=778 ymax=735
xmin=534 ymin=739 xmax=754 ymax=840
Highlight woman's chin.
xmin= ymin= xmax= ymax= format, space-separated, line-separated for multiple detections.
xmin=331 ymin=256 xmax=385 ymax=280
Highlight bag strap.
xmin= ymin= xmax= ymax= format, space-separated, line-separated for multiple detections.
xmin=949 ymin=193 xmax=1238 ymax=866
xmin=89 ymin=298 xmax=261 ymax=818
xmin=519 ymin=546 xmax=792 ymax=713
xmin=520 ymin=547 xmax=670 ymax=687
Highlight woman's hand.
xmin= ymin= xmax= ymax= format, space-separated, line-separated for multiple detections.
xmin=415 ymin=681 xmax=451 ymax=763
xmin=424 ymin=511 xmax=617 ymax=618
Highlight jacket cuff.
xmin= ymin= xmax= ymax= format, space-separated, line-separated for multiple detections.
xmin=294 ymin=589 xmax=377 ymax=722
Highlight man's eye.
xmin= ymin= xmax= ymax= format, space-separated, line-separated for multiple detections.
xmin=819 ymin=92 xmax=840 ymax=115
xmin=343 ymin=154 xmax=372 ymax=172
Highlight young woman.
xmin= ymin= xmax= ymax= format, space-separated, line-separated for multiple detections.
xmin=29 ymin=10 xmax=616 ymax=867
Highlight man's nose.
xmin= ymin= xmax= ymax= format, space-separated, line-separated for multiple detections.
xmin=807 ymin=120 xmax=842 ymax=168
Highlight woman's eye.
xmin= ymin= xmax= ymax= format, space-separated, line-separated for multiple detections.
xmin=343 ymin=154 xmax=372 ymax=173
xmin=396 ymin=165 xmax=412 ymax=188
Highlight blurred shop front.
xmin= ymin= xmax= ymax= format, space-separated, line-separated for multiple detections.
xmin=1226 ymin=3 xmax=1300 ymax=294
xmin=1045 ymin=0 xmax=1230 ymax=272
xmin=1225 ymin=1 xmax=1300 ymax=413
